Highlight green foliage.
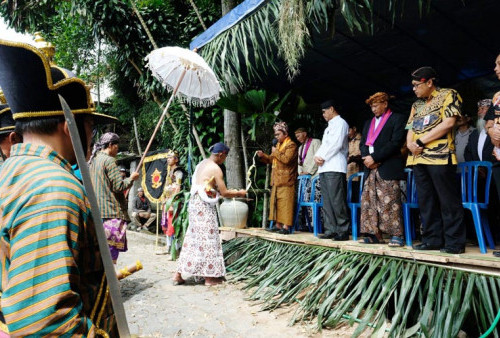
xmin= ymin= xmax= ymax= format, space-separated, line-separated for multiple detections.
xmin=0 ymin=0 xmax=222 ymax=158
xmin=223 ymin=237 xmax=500 ymax=337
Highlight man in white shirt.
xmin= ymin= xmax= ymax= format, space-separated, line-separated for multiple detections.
xmin=314 ymin=100 xmax=350 ymax=240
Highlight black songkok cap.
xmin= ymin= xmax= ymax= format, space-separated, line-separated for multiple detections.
xmin=209 ymin=142 xmax=230 ymax=154
xmin=320 ymin=99 xmax=336 ymax=110
xmin=411 ymin=66 xmax=438 ymax=82
xmin=0 ymin=104 xmax=15 ymax=135
xmin=0 ymin=39 xmax=117 ymax=125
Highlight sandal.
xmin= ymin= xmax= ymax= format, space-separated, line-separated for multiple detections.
xmin=388 ymin=236 xmax=404 ymax=247
xmin=359 ymin=234 xmax=384 ymax=244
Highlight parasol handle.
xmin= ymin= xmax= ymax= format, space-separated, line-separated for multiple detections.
xmin=134 ymin=68 xmax=187 ymax=174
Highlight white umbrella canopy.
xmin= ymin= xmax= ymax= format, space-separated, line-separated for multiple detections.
xmin=134 ymin=46 xmax=222 ymax=172
xmin=145 ymin=46 xmax=221 ymax=107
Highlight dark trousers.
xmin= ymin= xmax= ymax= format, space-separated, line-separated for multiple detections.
xmin=492 ymin=165 xmax=500 ymax=203
xmin=413 ymin=164 xmax=465 ymax=248
xmin=320 ymin=172 xmax=350 ymax=236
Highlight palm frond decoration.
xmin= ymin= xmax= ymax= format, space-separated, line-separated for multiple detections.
xmin=198 ymin=0 xmax=437 ymax=93
xmin=223 ymin=237 xmax=500 ymax=337
xmin=278 ymin=0 xmax=309 ymax=80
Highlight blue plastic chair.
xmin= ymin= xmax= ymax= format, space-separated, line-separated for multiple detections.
xmin=292 ymin=175 xmax=312 ymax=231
xmin=347 ymin=172 xmax=365 ymax=241
xmin=403 ymin=168 xmax=419 ymax=247
xmin=458 ymin=161 xmax=495 ymax=254
xmin=294 ymin=175 xmax=323 ymax=236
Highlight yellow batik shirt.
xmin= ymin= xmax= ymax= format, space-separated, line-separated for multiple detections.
xmin=406 ymin=88 xmax=462 ymax=166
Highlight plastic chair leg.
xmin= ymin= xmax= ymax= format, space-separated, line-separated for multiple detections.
xmin=351 ymin=206 xmax=358 ymax=241
xmin=480 ymin=210 xmax=495 ymax=249
xmin=470 ymin=205 xmax=487 ymax=254
xmin=403 ymin=204 xmax=413 ymax=247
xmin=304 ymin=208 xmax=312 ymax=232
xmin=313 ymin=205 xmax=319 ymax=237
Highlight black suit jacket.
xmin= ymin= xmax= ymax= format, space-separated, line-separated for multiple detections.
xmin=360 ymin=113 xmax=407 ymax=180
xmin=464 ymin=129 xmax=496 ymax=163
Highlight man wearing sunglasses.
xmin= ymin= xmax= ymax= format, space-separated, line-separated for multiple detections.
xmin=406 ymin=66 xmax=465 ymax=254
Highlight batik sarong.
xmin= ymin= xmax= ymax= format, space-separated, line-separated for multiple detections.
xmin=103 ymin=218 xmax=128 ymax=251
xmin=177 ymin=193 xmax=225 ymax=277
xmin=360 ymin=168 xmax=403 ymax=237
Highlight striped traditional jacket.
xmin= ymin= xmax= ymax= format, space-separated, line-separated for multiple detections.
xmin=89 ymin=151 xmax=133 ymax=220
xmin=0 ymin=143 xmax=116 ymax=336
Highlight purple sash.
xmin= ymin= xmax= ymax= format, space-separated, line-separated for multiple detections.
xmin=299 ymin=138 xmax=312 ymax=165
xmin=365 ymin=110 xmax=392 ymax=146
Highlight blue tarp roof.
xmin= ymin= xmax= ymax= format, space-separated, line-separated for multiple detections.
xmin=189 ymin=0 xmax=265 ymax=50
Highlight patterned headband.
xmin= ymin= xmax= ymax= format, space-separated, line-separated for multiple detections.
xmin=478 ymin=99 xmax=492 ymax=107
xmin=273 ymin=121 xmax=289 ymax=134
xmin=365 ymin=92 xmax=393 ymax=105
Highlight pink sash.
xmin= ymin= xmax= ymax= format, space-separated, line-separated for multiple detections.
xmin=365 ymin=110 xmax=392 ymax=146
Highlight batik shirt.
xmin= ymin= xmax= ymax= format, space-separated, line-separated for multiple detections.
xmin=0 ymin=143 xmax=116 ymax=336
xmin=406 ymin=88 xmax=462 ymax=165
xmin=90 ymin=151 xmax=133 ymax=220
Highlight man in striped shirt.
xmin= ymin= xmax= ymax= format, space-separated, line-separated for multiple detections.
xmin=0 ymin=94 xmax=22 ymax=165
xmin=89 ymin=132 xmax=139 ymax=263
xmin=0 ymin=39 xmax=119 ymax=336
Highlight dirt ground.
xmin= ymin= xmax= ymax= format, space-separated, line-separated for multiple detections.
xmin=119 ymin=232 xmax=358 ymax=337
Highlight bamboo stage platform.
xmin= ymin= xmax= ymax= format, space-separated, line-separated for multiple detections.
xmin=220 ymin=227 xmax=500 ymax=276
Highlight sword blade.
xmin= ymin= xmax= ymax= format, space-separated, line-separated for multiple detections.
xmin=58 ymin=95 xmax=130 ymax=337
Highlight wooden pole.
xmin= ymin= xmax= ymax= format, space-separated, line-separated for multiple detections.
xmin=262 ymin=164 xmax=270 ymax=228
xmin=132 ymin=116 xmax=142 ymax=156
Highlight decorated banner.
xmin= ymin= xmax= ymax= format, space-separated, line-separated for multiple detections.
xmin=141 ymin=149 xmax=170 ymax=203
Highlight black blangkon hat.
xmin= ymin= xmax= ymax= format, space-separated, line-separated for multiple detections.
xmin=0 ymin=104 xmax=15 ymax=135
xmin=0 ymin=39 xmax=117 ymax=124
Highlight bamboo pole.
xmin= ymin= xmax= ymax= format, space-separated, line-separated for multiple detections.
xmin=181 ymin=104 xmax=206 ymax=159
xmin=188 ymin=0 xmax=207 ymax=30
xmin=132 ymin=116 xmax=142 ymax=156
xmin=130 ymin=0 xmax=159 ymax=49
xmin=262 ymin=164 xmax=270 ymax=228
xmin=241 ymin=128 xmax=249 ymax=175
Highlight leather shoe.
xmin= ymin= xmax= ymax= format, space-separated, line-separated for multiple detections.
xmin=318 ymin=233 xmax=336 ymax=239
xmin=412 ymin=243 xmax=441 ymax=251
xmin=332 ymin=233 xmax=349 ymax=241
xmin=278 ymin=229 xmax=290 ymax=235
xmin=265 ymin=228 xmax=279 ymax=232
xmin=440 ymin=247 xmax=465 ymax=254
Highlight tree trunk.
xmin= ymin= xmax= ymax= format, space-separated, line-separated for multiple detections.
xmin=222 ymin=0 xmax=244 ymax=189
xmin=224 ymin=109 xmax=244 ymax=189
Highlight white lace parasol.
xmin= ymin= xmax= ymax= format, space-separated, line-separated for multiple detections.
xmin=145 ymin=46 xmax=221 ymax=107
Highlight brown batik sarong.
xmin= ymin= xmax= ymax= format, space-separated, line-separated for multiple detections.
xmin=360 ymin=168 xmax=403 ymax=238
